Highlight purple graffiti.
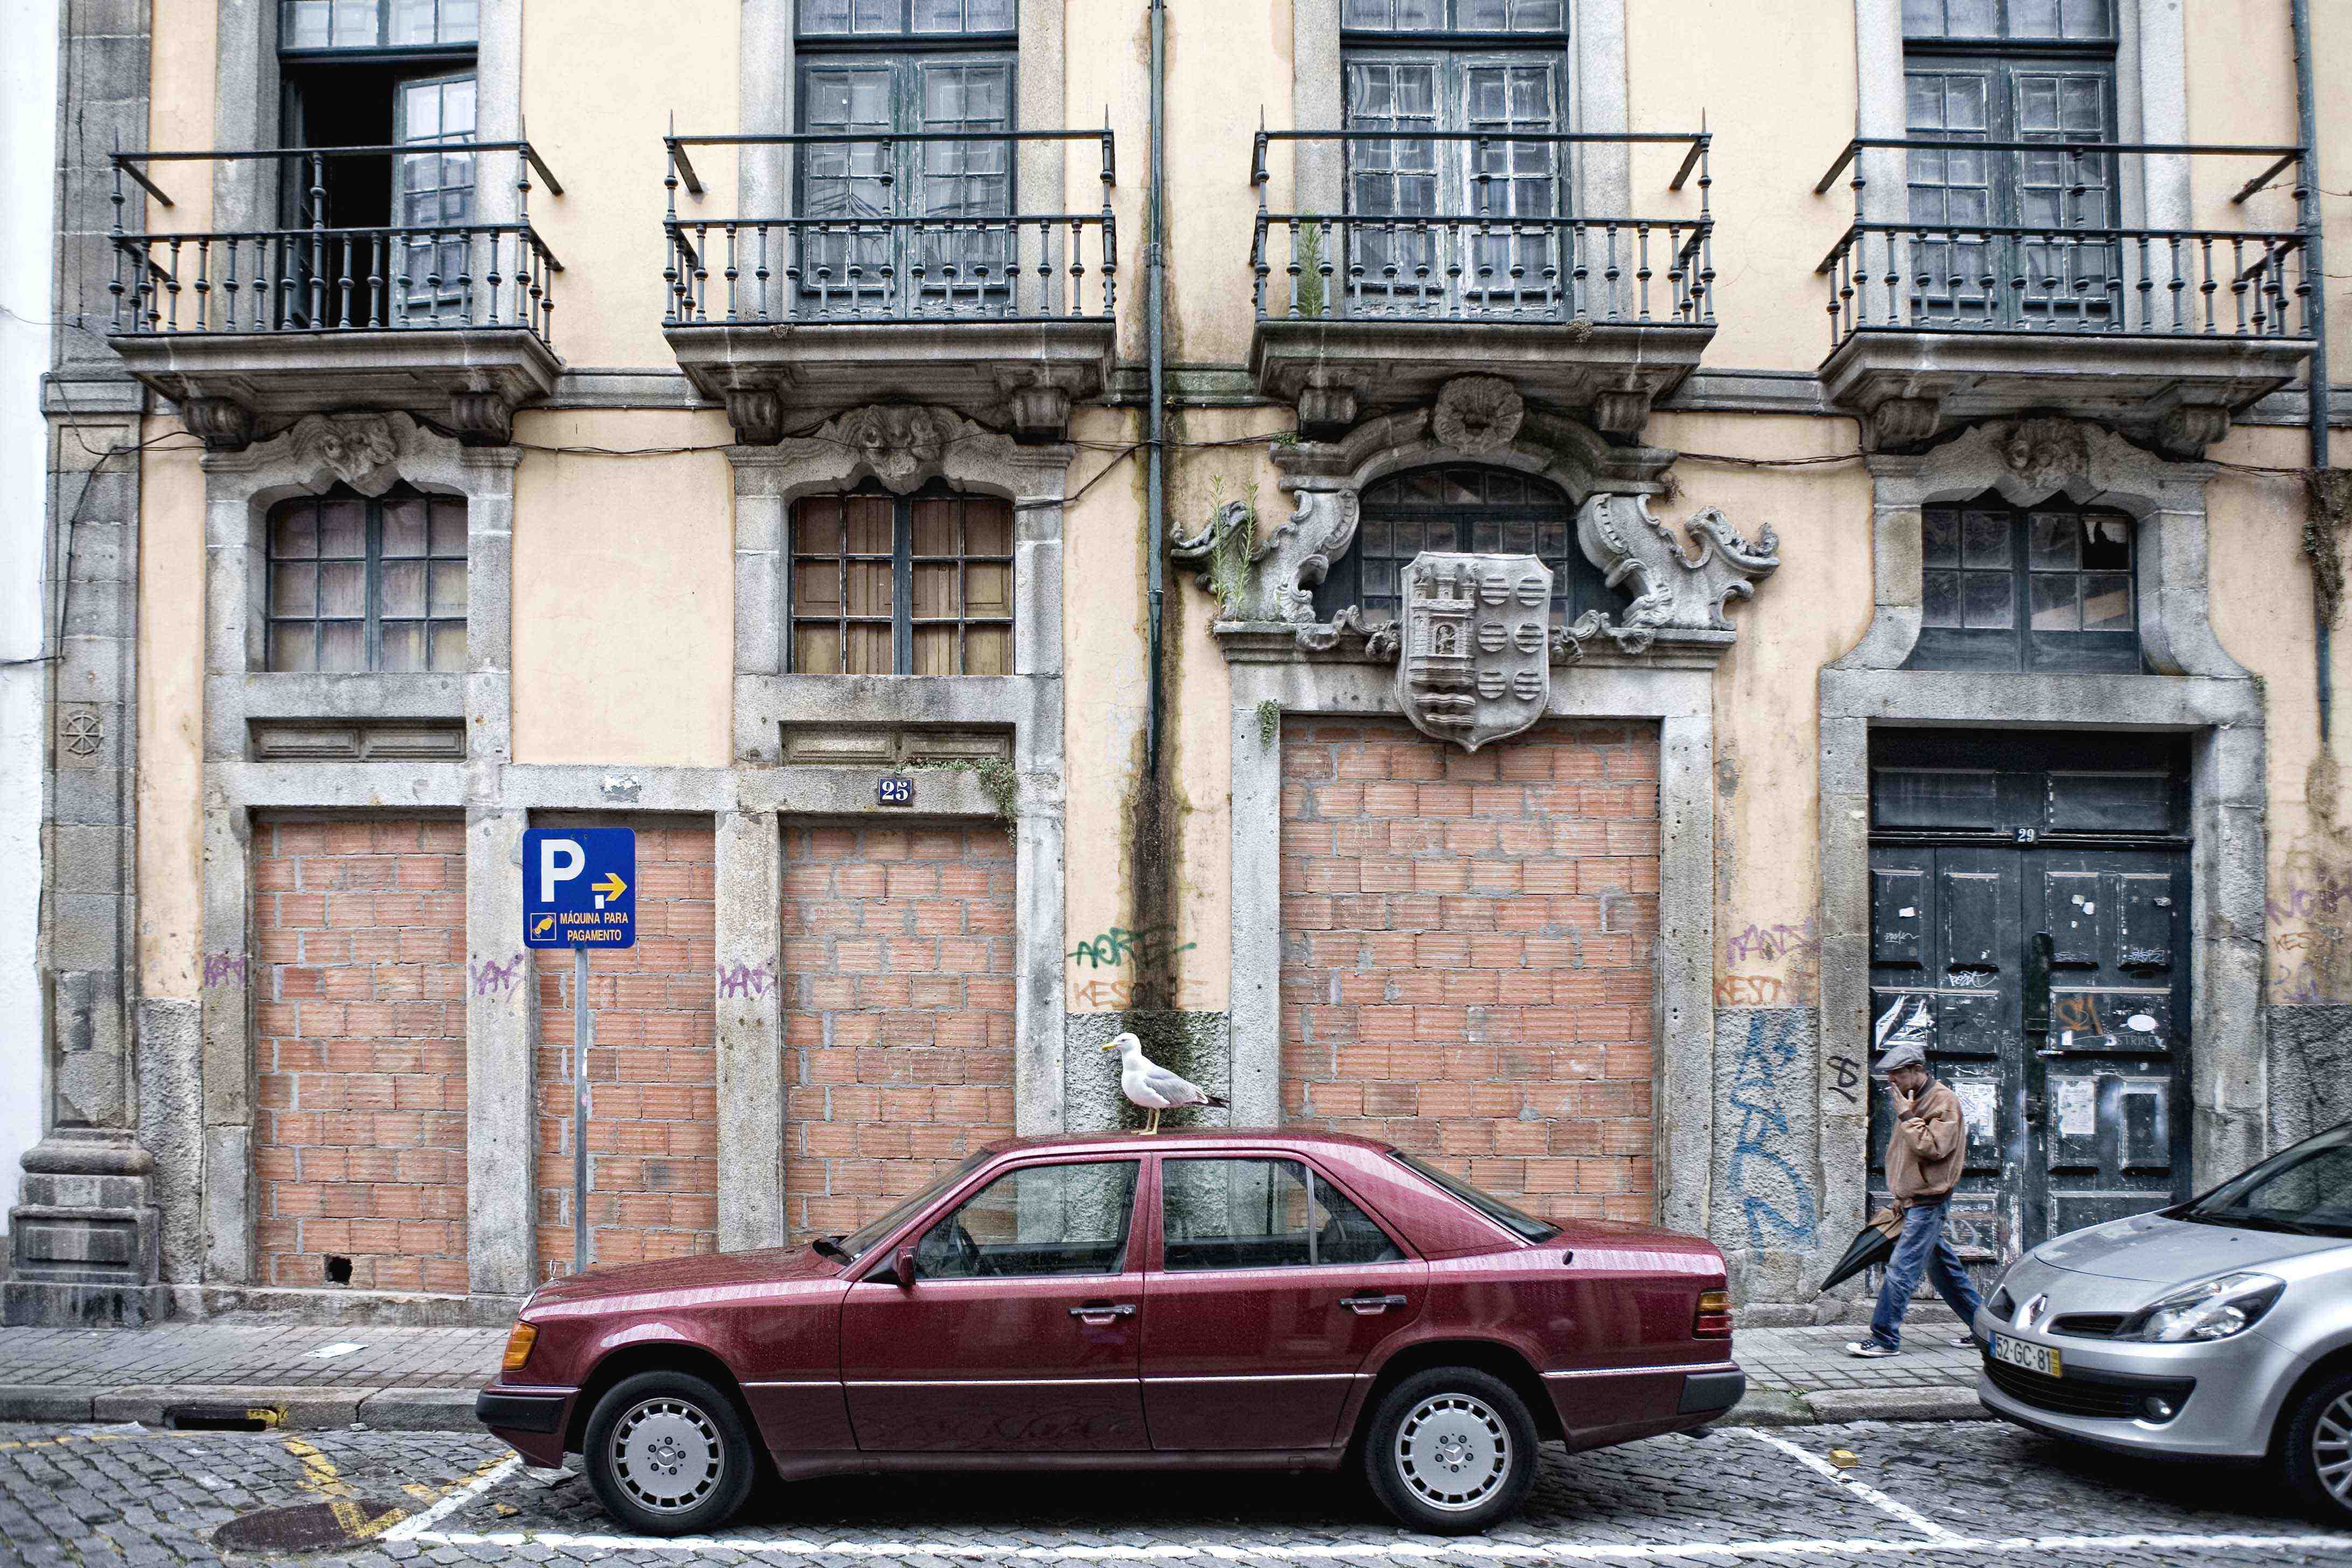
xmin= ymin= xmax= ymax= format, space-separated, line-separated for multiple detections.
xmin=718 ymin=959 xmax=777 ymax=999
xmin=202 ymin=951 xmax=248 ymax=988
xmin=471 ymin=953 xmax=526 ymax=996
xmin=1724 ymin=920 xmax=1821 ymax=968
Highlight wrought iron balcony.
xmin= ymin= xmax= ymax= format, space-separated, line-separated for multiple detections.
xmin=660 ymin=129 xmax=1117 ymax=444
xmin=1812 ymin=138 xmax=2315 ymax=454
xmin=1244 ymin=129 xmax=1714 ymax=438
xmin=106 ymin=143 xmax=564 ymax=447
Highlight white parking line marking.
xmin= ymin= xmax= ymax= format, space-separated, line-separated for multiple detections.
xmin=1741 ymin=1428 xmax=1960 ymax=1542
xmin=379 ymin=1453 xmax=522 ymax=1542
xmin=401 ymin=1529 xmax=2352 ymax=1560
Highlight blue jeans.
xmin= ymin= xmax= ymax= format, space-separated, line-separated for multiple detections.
xmin=1869 ymin=1199 xmax=1984 ymax=1351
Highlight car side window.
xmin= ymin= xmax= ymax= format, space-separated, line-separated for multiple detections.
xmin=910 ymin=1159 xmax=1139 ymax=1280
xmin=1162 ymin=1158 xmax=1405 ymax=1271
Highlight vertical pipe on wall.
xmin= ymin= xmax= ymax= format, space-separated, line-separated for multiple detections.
xmin=2292 ymin=0 xmax=2334 ymax=738
xmin=1145 ymin=0 xmax=1168 ymax=780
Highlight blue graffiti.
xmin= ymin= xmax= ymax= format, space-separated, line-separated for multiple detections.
xmin=1728 ymin=1011 xmax=1819 ymax=1248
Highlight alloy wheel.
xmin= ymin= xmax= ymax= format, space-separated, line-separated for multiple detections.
xmin=1394 ymin=1392 xmax=1511 ymax=1513
xmin=610 ymin=1397 xmax=725 ymax=1515
xmin=2316 ymin=1389 xmax=2352 ymax=1508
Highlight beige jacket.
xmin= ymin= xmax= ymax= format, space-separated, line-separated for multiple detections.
xmin=1887 ymin=1077 xmax=1966 ymax=1206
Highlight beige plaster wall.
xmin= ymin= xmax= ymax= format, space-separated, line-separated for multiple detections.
xmin=520 ymin=0 xmax=739 ymax=370
xmin=1647 ymin=411 xmax=1876 ymax=1009
xmin=1626 ymin=0 xmax=1858 ymax=375
xmin=508 ymin=410 xmax=735 ymax=767
xmin=135 ymin=0 xmax=219 ymax=1003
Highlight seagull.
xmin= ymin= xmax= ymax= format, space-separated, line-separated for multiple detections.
xmin=1101 ymin=1032 xmax=1226 ymax=1133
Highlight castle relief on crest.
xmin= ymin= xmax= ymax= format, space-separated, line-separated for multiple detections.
xmin=1172 ymin=376 xmax=1784 ymax=748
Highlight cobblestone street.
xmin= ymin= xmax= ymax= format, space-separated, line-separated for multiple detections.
xmin=3 ymin=1417 xmax=2349 ymax=1567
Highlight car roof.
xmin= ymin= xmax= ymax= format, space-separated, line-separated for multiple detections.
xmin=980 ymin=1127 xmax=1401 ymax=1159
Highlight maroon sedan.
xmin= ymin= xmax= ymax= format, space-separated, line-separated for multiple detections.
xmin=477 ymin=1130 xmax=1742 ymax=1536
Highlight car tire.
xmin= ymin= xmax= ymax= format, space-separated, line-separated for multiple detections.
xmin=1361 ymin=1367 xmax=1539 ymax=1535
xmin=583 ymin=1369 xmax=757 ymax=1537
xmin=2283 ymin=1368 xmax=2352 ymax=1525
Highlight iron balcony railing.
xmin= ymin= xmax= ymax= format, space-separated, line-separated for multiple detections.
xmin=1814 ymin=139 xmax=2314 ymax=346
xmin=661 ymin=129 xmax=1117 ymax=326
xmin=108 ymin=143 xmax=563 ymax=344
xmin=1249 ymin=130 xmax=1713 ymax=326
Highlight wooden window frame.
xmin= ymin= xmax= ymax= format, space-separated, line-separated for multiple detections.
xmin=264 ymin=485 xmax=469 ymax=674
xmin=1314 ymin=464 xmax=1619 ymax=628
xmin=795 ymin=0 xmax=1018 ymax=44
xmin=788 ymin=485 xmax=1016 ymax=676
xmin=279 ymin=0 xmax=481 ymax=54
xmin=1906 ymin=492 xmax=2141 ymax=675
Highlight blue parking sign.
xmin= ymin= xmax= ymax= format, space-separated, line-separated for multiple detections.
xmin=523 ymin=828 xmax=637 ymax=949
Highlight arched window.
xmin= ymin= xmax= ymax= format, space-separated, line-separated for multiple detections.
xmin=1313 ymin=465 xmax=1620 ymax=627
xmin=265 ymin=485 xmax=467 ymax=671
xmin=1906 ymin=493 xmax=2139 ymax=673
xmin=790 ymin=484 xmax=1013 ymax=674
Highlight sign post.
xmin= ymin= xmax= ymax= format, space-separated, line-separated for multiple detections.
xmin=522 ymin=828 xmax=638 ymax=1277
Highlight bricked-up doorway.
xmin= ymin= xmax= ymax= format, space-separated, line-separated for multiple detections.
xmin=533 ymin=821 xmax=719 ymax=1280
xmin=252 ymin=816 xmax=468 ymax=1292
xmin=1280 ymin=720 xmax=1660 ymax=1221
xmin=780 ymin=822 xmax=1018 ymax=1241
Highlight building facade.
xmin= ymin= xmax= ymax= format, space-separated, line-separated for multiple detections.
xmin=10 ymin=0 xmax=2350 ymax=1325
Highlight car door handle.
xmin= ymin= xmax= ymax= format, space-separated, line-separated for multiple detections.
xmin=1069 ymin=1303 xmax=1136 ymax=1325
xmin=1340 ymin=1293 xmax=1408 ymax=1315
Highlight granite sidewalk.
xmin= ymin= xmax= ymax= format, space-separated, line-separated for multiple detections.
xmin=0 ymin=1317 xmax=1984 ymax=1431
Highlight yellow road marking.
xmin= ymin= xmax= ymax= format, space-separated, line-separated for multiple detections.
xmin=0 ymin=1432 xmax=147 ymax=1454
xmin=283 ymin=1435 xmax=355 ymax=1500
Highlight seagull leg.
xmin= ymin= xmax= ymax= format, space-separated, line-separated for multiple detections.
xmin=1145 ymin=1107 xmax=1161 ymax=1135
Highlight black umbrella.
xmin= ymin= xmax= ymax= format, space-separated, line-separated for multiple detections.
xmin=1817 ymin=1209 xmax=1905 ymax=1293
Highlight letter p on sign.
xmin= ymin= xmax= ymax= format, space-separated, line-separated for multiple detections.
xmin=538 ymin=837 xmax=585 ymax=902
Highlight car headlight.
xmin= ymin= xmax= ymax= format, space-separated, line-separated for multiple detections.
xmin=2119 ymin=1272 xmax=2284 ymax=1343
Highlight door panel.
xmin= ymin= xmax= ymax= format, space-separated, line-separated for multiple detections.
xmin=839 ymin=1158 xmax=1147 ymax=1452
xmin=1140 ymin=1157 xmax=1424 ymax=1452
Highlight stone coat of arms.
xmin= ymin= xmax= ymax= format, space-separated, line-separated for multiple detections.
xmin=1394 ymin=552 xmax=1553 ymax=751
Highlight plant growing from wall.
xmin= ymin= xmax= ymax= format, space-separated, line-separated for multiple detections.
xmin=1257 ymin=699 xmax=1280 ymax=748
xmin=1293 ymin=216 xmax=1328 ymax=320
xmin=911 ymin=756 xmax=1020 ymax=836
xmin=1171 ymin=479 xmax=1264 ymax=621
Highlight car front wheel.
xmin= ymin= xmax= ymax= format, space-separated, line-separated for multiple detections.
xmin=2284 ymin=1368 xmax=2352 ymax=1524
xmin=583 ymin=1370 xmax=757 ymax=1537
xmin=1362 ymin=1367 xmax=1539 ymax=1535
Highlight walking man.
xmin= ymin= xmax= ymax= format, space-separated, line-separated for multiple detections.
xmin=1847 ymin=1040 xmax=1983 ymax=1357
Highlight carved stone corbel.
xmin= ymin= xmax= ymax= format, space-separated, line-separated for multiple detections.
xmin=180 ymin=395 xmax=256 ymax=453
xmin=447 ymin=388 xmax=514 ymax=447
xmin=725 ymin=387 xmax=785 ymax=447
xmin=2156 ymin=404 xmax=2232 ymax=460
xmin=1591 ymin=388 xmax=1653 ymax=437
xmin=1865 ymin=395 xmax=1941 ymax=451
xmin=1577 ymin=494 xmax=1782 ymax=635
xmin=994 ymin=366 xmax=1087 ymax=444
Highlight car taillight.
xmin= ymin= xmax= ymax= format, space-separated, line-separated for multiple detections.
xmin=1694 ymin=1289 xmax=1733 ymax=1338
xmin=502 ymin=1321 xmax=537 ymax=1372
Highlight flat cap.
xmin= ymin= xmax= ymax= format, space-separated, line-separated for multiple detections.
xmin=1875 ymin=1041 xmax=1928 ymax=1074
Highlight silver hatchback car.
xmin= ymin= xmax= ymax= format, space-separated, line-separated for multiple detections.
xmin=1975 ymin=1121 xmax=2352 ymax=1521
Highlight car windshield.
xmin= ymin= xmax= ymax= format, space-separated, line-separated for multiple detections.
xmin=2178 ymin=1125 xmax=2352 ymax=1239
xmin=832 ymin=1150 xmax=995 ymax=1263
xmin=1395 ymin=1152 xmax=1560 ymax=1243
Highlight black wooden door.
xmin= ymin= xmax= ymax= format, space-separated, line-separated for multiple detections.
xmin=1867 ymin=734 xmax=2191 ymax=1262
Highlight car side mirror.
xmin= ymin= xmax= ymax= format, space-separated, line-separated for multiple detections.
xmin=890 ymin=1246 xmax=918 ymax=1289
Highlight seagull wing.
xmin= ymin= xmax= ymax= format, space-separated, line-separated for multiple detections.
xmin=1137 ymin=1060 xmax=1208 ymax=1108
xmin=1122 ymin=1059 xmax=1177 ymax=1109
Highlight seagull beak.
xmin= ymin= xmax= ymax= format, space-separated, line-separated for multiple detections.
xmin=1099 ymin=1040 xmax=1116 ymax=1051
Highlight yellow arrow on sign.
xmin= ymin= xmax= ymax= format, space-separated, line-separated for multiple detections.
xmin=592 ymin=871 xmax=627 ymax=901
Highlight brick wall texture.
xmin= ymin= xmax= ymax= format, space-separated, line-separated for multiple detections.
xmin=253 ymin=817 xmax=469 ymax=1292
xmin=1279 ymin=720 xmax=1660 ymax=1223
xmin=781 ymin=822 xmax=1017 ymax=1241
xmin=534 ymin=822 xmax=719 ymax=1280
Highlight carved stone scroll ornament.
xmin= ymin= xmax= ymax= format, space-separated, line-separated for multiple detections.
xmin=286 ymin=412 xmax=403 ymax=495
xmin=1169 ymin=486 xmax=1360 ymax=628
xmin=1576 ymin=494 xmax=1782 ymax=638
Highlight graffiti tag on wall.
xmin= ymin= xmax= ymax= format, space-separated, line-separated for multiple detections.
xmin=1727 ymin=1010 xmax=1819 ymax=1248
xmin=1715 ymin=917 xmax=1821 ymax=1009
xmin=2271 ymin=850 xmax=2352 ymax=1004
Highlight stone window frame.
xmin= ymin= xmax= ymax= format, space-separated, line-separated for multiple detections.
xmin=1221 ymin=414 xmax=1737 ymax=1238
xmin=1851 ymin=0 xmax=2192 ymax=234
xmin=1808 ymin=415 xmax=2266 ymax=1308
xmin=1289 ymin=0 xmax=1631 ymax=223
xmin=726 ymin=403 xmax=1072 ymax=1151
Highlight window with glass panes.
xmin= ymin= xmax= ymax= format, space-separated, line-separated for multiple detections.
xmin=265 ymin=487 xmax=468 ymax=673
xmin=795 ymin=1 xmax=1016 ymax=317
xmin=1312 ymin=466 xmax=1621 ymax=628
xmin=279 ymin=0 xmax=478 ymax=319
xmin=1905 ymin=494 xmax=2139 ymax=673
xmin=789 ymin=488 xmax=1014 ymax=675
xmin=1903 ymin=0 xmax=2117 ymax=324
xmin=1340 ymin=1 xmax=1565 ymax=314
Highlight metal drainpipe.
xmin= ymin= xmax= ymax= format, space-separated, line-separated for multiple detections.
xmin=2293 ymin=0 xmax=2334 ymax=739
xmin=1145 ymin=0 xmax=1169 ymax=779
